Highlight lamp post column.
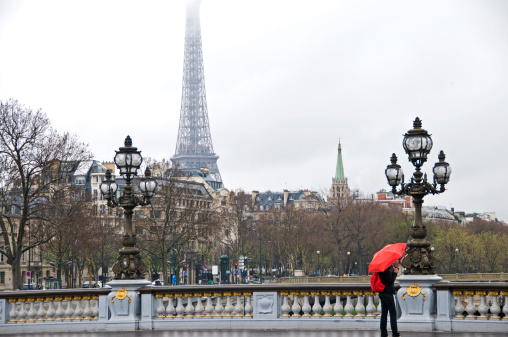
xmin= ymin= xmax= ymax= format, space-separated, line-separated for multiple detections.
xmin=385 ymin=118 xmax=452 ymax=329
xmin=259 ymin=229 xmax=262 ymax=284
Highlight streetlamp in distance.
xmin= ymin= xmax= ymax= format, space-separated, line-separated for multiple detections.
xmin=100 ymin=136 xmax=157 ymax=280
xmin=346 ymin=251 xmax=351 ymax=275
xmin=385 ymin=117 xmax=451 ymax=275
xmin=454 ymin=248 xmax=459 ymax=273
xmin=316 ymin=251 xmax=320 ymax=276
xmin=252 ymin=228 xmax=262 ymax=284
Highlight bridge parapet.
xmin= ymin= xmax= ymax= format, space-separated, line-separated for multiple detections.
xmin=0 ymin=281 xmax=506 ymax=333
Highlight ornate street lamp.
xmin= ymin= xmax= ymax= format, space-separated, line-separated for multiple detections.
xmin=100 ymin=136 xmax=157 ymax=280
xmin=385 ymin=117 xmax=451 ymax=275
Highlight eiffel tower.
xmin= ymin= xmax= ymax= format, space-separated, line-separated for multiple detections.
xmin=171 ymin=0 xmax=223 ymax=186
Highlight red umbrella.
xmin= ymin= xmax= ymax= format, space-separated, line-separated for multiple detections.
xmin=368 ymin=243 xmax=407 ymax=273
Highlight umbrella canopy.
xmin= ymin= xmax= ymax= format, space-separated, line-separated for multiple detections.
xmin=368 ymin=243 xmax=407 ymax=273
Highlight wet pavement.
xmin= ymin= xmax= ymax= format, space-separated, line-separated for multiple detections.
xmin=0 ymin=330 xmax=503 ymax=337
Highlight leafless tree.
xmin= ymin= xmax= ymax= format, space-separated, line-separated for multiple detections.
xmin=136 ymin=164 xmax=222 ymax=284
xmin=0 ymin=99 xmax=91 ymax=289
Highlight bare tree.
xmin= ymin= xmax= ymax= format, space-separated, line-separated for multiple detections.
xmin=0 ymin=99 xmax=91 ymax=289
xmin=136 ymin=165 xmax=221 ymax=284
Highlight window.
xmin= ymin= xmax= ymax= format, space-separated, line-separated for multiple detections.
xmin=0 ymin=246 xmax=3 ymax=262
xmin=0 ymin=271 xmax=4 ymax=284
xmin=150 ymin=210 xmax=161 ymax=219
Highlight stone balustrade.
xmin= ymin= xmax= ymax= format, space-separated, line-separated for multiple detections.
xmin=434 ymin=281 xmax=508 ymax=332
xmin=0 ymin=281 xmax=506 ymax=334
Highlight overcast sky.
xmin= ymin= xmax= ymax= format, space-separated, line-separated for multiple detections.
xmin=1 ymin=0 xmax=507 ymax=222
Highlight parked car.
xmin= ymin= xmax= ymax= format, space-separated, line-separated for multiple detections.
xmin=22 ymin=283 xmax=37 ymax=290
xmin=152 ymin=279 xmax=164 ymax=286
xmin=82 ymin=281 xmax=102 ymax=288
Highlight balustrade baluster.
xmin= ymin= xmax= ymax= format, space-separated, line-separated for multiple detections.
xmin=213 ymin=292 xmax=223 ymax=318
xmin=365 ymin=293 xmax=376 ymax=318
xmin=477 ymin=291 xmax=488 ymax=319
xmin=194 ymin=293 xmax=204 ymax=318
xmin=175 ymin=294 xmax=185 ymax=318
xmin=92 ymin=295 xmax=99 ymax=320
xmin=26 ymin=298 xmax=36 ymax=323
xmin=343 ymin=292 xmax=354 ymax=318
xmin=375 ymin=295 xmax=381 ymax=318
xmin=184 ymin=294 xmax=195 ymax=318
xmin=64 ymin=296 xmax=74 ymax=320
xmin=502 ymin=291 xmax=508 ymax=319
xmin=489 ymin=291 xmax=501 ymax=319
xmin=465 ymin=291 xmax=476 ymax=319
xmin=74 ymin=296 xmax=84 ymax=320
xmin=223 ymin=292 xmax=233 ymax=318
xmin=311 ymin=292 xmax=322 ymax=318
xmin=301 ymin=292 xmax=311 ymax=317
xmin=82 ymin=296 xmax=91 ymax=320
xmin=17 ymin=299 xmax=27 ymax=323
xmin=290 ymin=292 xmax=301 ymax=318
xmin=46 ymin=297 xmax=55 ymax=322
xmin=54 ymin=297 xmax=64 ymax=322
xmin=280 ymin=292 xmax=290 ymax=318
xmin=332 ymin=292 xmax=342 ymax=318
xmin=244 ymin=292 xmax=253 ymax=318
xmin=8 ymin=298 xmax=18 ymax=323
xmin=322 ymin=292 xmax=332 ymax=317
xmin=166 ymin=294 xmax=175 ymax=318
xmin=155 ymin=294 xmax=165 ymax=318
xmin=234 ymin=292 xmax=244 ymax=318
xmin=354 ymin=292 xmax=365 ymax=318
xmin=204 ymin=293 xmax=214 ymax=318
xmin=453 ymin=291 xmax=464 ymax=318
xmin=36 ymin=297 xmax=46 ymax=322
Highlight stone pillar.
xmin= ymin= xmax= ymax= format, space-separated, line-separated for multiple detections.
xmin=396 ymin=275 xmax=442 ymax=331
xmin=434 ymin=281 xmax=453 ymax=331
xmin=106 ymin=279 xmax=151 ymax=329
xmin=0 ymin=299 xmax=6 ymax=324
xmin=139 ymin=291 xmax=155 ymax=330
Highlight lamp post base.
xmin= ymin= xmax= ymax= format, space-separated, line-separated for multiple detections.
xmin=112 ymin=235 xmax=147 ymax=280
xmin=106 ymin=279 xmax=151 ymax=324
xmin=396 ymin=274 xmax=442 ymax=331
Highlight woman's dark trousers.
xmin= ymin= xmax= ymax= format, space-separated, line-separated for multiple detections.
xmin=379 ymin=293 xmax=399 ymax=337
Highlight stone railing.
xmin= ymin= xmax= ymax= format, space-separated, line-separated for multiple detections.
xmin=434 ymin=281 xmax=508 ymax=332
xmin=0 ymin=288 xmax=110 ymax=334
xmin=0 ymin=280 xmax=506 ymax=333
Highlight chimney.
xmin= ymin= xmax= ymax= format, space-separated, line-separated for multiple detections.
xmin=252 ymin=191 xmax=258 ymax=205
xmin=283 ymin=189 xmax=289 ymax=207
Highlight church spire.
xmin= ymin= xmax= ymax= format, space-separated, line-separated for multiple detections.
xmin=329 ymin=139 xmax=350 ymax=206
xmin=335 ymin=140 xmax=345 ymax=182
